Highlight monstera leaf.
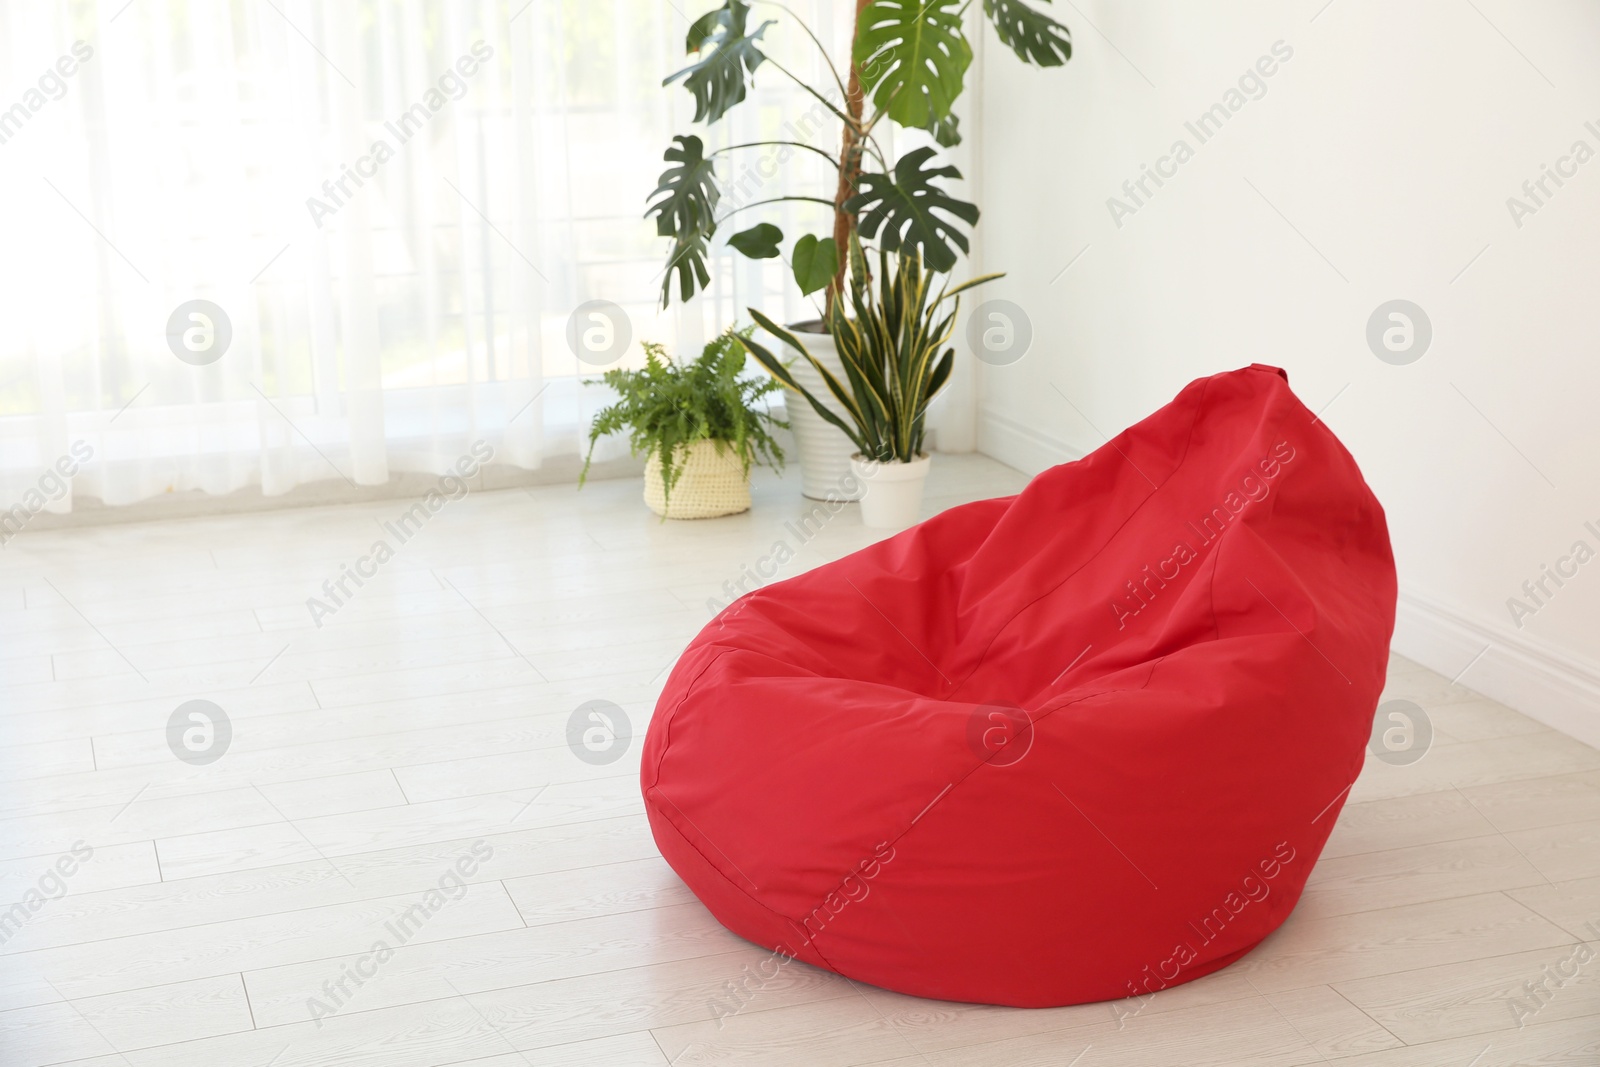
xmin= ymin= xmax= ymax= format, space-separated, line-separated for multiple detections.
xmin=646 ymin=135 xmax=719 ymax=238
xmin=790 ymin=233 xmax=838 ymax=296
xmin=665 ymin=1 xmax=775 ymax=124
xmin=662 ymin=232 xmax=712 ymax=306
xmin=925 ymin=112 xmax=961 ymax=148
xmin=983 ymin=0 xmax=1072 ymax=66
xmin=646 ymin=135 xmax=721 ymax=305
xmin=853 ymin=0 xmax=971 ymax=132
xmin=844 ymin=147 xmax=978 ymax=272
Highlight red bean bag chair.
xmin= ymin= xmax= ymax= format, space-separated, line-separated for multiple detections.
xmin=641 ymin=364 xmax=1396 ymax=1008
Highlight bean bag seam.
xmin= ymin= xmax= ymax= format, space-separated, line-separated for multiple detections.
xmin=650 ymin=643 xmax=738 ymax=791
xmin=663 ymin=651 xmax=1167 ymax=939
xmin=645 ymin=779 xmax=828 ymax=961
xmin=796 ymin=684 xmax=1130 ymax=966
xmin=668 ymin=676 xmax=1160 ymax=958
xmin=949 ymin=376 xmax=1216 ymax=701
xmin=875 ymin=665 xmax=1167 ymax=888
xmin=647 ymin=644 xmax=769 ymax=910
xmin=651 ymin=642 xmax=844 ymax=963
xmin=804 ymin=665 xmax=1170 ymax=962
xmin=1210 ymin=545 xmax=1225 ymax=641
xmin=1203 ymin=398 xmax=1296 ymax=643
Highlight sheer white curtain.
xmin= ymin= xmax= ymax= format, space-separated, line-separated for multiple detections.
xmin=0 ymin=0 xmax=960 ymax=515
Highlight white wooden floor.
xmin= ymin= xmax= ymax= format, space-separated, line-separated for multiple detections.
xmin=2 ymin=453 xmax=1598 ymax=1067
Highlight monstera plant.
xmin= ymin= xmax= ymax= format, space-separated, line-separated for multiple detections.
xmin=646 ymin=0 xmax=1072 ymax=311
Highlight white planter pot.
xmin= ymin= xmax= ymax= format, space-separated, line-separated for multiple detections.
xmin=851 ymin=454 xmax=931 ymax=528
xmin=784 ymin=327 xmax=862 ymax=501
xmin=643 ymin=440 xmax=751 ymax=519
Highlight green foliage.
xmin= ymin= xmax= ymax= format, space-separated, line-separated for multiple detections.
xmin=581 ymin=330 xmax=787 ymax=512
xmin=662 ymin=231 xmax=712 ymax=305
xmin=728 ymin=222 xmax=782 ymax=259
xmin=645 ymin=135 xmax=721 ymax=305
xmin=738 ymin=240 xmax=1003 ymax=462
xmin=845 ymin=148 xmax=980 ymax=273
xmin=854 ymin=0 xmax=971 ymax=132
xmin=666 ymin=1 xmax=775 ymax=124
xmin=983 ymin=0 xmax=1073 ymax=66
xmin=790 ymin=234 xmax=838 ymax=296
xmin=650 ymin=0 xmax=1069 ymax=307
xmin=926 ymin=112 xmax=961 ymax=148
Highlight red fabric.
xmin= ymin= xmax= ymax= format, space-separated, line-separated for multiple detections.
xmin=641 ymin=364 xmax=1397 ymax=1007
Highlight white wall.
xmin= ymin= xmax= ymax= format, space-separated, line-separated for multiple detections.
xmin=970 ymin=0 xmax=1600 ymax=743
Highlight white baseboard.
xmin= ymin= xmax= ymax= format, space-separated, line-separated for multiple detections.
xmin=1394 ymin=587 xmax=1600 ymax=751
xmin=977 ymin=406 xmax=1083 ymax=476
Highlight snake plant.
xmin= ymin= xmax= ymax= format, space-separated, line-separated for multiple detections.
xmin=737 ymin=238 xmax=1000 ymax=463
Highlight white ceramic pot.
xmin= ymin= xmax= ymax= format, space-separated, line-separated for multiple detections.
xmin=784 ymin=326 xmax=863 ymax=501
xmin=643 ymin=440 xmax=751 ymax=519
xmin=851 ymin=453 xmax=931 ymax=528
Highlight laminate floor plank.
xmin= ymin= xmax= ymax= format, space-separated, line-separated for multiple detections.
xmin=2 ymin=816 xmax=657 ymax=957
xmin=1506 ymin=875 xmax=1600 ymax=942
xmin=242 ymin=900 xmax=736 ymax=1027
xmin=2 ymin=876 xmax=525 ymax=1008
xmin=1505 ymin=817 xmax=1600 ymax=882
xmin=1298 ymin=834 xmax=1547 ymax=916
xmin=0 ymin=974 xmax=252 ymax=1066
xmin=1348 ymin=731 xmax=1600 ymax=803
xmin=0 ymin=841 xmax=161 ymax=906
xmin=1458 ymin=769 xmax=1600 ymax=833
xmin=1230 ymin=892 xmax=1578 ymax=993
xmin=1306 ymin=1014 xmax=1600 ymax=1065
xmin=154 ymin=779 xmax=641 ymax=880
xmin=1332 ymin=939 xmax=1600 ymax=1044
xmin=1320 ymin=788 xmax=1497 ymax=860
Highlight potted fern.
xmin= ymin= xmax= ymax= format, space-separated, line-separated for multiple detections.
xmin=580 ymin=330 xmax=786 ymax=520
xmin=647 ymin=0 xmax=1070 ymax=499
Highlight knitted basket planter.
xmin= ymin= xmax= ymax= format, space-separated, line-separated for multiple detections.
xmin=644 ymin=440 xmax=751 ymax=519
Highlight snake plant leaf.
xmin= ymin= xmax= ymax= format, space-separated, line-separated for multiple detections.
xmin=854 ymin=0 xmax=971 ymax=132
xmin=646 ymin=135 xmax=721 ymax=306
xmin=844 ymin=147 xmax=979 ymax=272
xmin=983 ymin=0 xmax=1073 ymax=67
xmin=746 ymin=308 xmax=864 ymax=423
xmin=728 ymin=222 xmax=783 ymax=259
xmin=790 ymin=233 xmax=838 ymax=295
xmin=940 ymin=271 xmax=1006 ymax=301
xmin=666 ymin=1 xmax=776 ymax=124
xmin=737 ymin=313 xmax=870 ymax=454
xmin=926 ymin=347 xmax=956 ymax=401
xmin=846 ymin=229 xmax=869 ymax=300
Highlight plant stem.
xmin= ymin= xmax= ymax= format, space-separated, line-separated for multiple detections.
xmin=715 ymin=194 xmax=837 ymax=226
xmin=711 ymin=140 xmax=839 ymax=167
xmin=827 ymin=0 xmax=874 ymax=319
xmin=764 ymin=56 xmax=859 ymax=131
xmin=753 ymin=1 xmax=851 ymax=106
